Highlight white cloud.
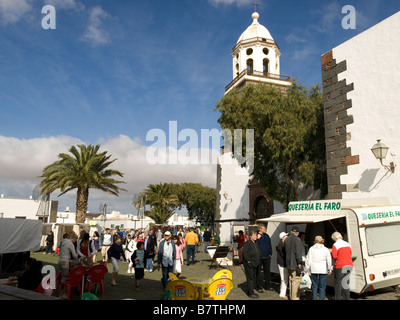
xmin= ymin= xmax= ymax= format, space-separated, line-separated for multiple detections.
xmin=43 ymin=0 xmax=84 ymax=11
xmin=81 ymin=6 xmax=111 ymax=46
xmin=312 ymin=2 xmax=342 ymax=34
xmin=285 ymin=33 xmax=307 ymax=44
xmin=0 ymin=0 xmax=32 ymax=25
xmin=0 ymin=135 xmax=82 ymax=180
xmin=292 ymin=46 xmax=317 ymax=61
xmin=0 ymin=135 xmax=83 ymax=203
xmin=0 ymin=134 xmax=218 ymax=213
xmin=208 ymin=0 xmax=253 ymax=7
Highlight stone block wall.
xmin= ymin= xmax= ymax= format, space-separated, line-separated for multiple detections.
xmin=321 ymin=50 xmax=359 ymax=199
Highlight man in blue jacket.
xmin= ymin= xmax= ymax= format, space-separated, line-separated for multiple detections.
xmin=257 ymin=225 xmax=273 ymax=291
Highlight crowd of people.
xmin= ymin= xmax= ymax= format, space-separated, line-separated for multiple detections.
xmin=47 ymin=223 xmax=354 ymax=300
xmin=241 ymin=225 xmax=353 ymax=300
xmin=54 ymin=225 xmax=215 ymax=298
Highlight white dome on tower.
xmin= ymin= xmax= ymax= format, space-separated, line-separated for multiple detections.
xmin=225 ymin=10 xmax=291 ymax=95
xmin=237 ymin=12 xmax=274 ymax=44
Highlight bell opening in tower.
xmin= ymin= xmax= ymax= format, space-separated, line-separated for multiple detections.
xmin=263 ymin=58 xmax=269 ymax=76
xmin=246 ymin=59 xmax=253 ymax=75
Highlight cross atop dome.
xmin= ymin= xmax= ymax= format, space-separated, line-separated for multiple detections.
xmin=252 ymin=2 xmax=259 ymax=12
xmin=251 ymin=2 xmax=260 ymax=22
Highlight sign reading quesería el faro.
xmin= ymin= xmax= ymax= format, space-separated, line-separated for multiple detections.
xmin=288 ymin=200 xmax=341 ymax=212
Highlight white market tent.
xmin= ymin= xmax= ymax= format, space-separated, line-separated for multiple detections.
xmin=0 ymin=218 xmax=43 ymax=254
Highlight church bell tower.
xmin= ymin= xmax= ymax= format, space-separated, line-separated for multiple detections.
xmin=225 ymin=10 xmax=291 ymax=95
xmin=215 ymin=8 xmax=292 ymax=244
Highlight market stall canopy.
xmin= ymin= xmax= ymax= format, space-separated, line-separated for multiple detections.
xmin=257 ymin=197 xmax=392 ymax=224
xmin=257 ymin=212 xmax=346 ymax=223
xmin=0 ymin=218 xmax=43 ymax=254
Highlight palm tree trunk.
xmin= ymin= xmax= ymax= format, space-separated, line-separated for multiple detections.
xmin=76 ymin=187 xmax=89 ymax=223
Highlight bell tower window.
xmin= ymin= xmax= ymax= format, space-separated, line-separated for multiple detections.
xmin=263 ymin=58 xmax=269 ymax=76
xmin=246 ymin=59 xmax=253 ymax=74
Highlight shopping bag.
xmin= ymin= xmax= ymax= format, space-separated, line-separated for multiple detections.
xmin=300 ymin=272 xmax=312 ymax=290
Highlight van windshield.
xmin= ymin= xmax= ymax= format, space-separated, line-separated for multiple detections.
xmin=365 ymin=224 xmax=400 ymax=256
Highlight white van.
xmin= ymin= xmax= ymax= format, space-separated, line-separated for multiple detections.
xmin=258 ymin=197 xmax=400 ymax=294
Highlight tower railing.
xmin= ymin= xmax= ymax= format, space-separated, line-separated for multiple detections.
xmin=225 ymin=69 xmax=291 ymax=92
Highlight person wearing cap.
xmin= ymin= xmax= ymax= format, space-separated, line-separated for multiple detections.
xmin=305 ymin=235 xmax=332 ymax=300
xmin=284 ymin=226 xmax=303 ymax=300
xmin=276 ymin=232 xmax=289 ymax=299
xmin=157 ymin=231 xmax=176 ymax=289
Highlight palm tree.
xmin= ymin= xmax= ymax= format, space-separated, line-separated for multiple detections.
xmin=145 ymin=205 xmax=175 ymax=225
xmin=138 ymin=183 xmax=179 ymax=225
xmin=39 ymin=144 xmax=126 ymax=223
xmin=144 ymin=183 xmax=179 ymax=208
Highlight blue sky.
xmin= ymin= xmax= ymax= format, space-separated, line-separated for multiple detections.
xmin=0 ymin=0 xmax=400 ymax=214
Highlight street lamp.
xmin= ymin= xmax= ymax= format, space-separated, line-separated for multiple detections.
xmin=223 ymin=191 xmax=232 ymax=202
xmin=371 ymin=139 xmax=396 ymax=173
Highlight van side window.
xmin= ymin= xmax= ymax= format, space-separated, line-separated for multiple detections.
xmin=365 ymin=224 xmax=400 ymax=255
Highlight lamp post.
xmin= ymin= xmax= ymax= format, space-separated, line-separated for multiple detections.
xmin=371 ymin=139 xmax=396 ymax=173
xmin=101 ymin=204 xmax=108 ymax=228
xmin=140 ymin=194 xmax=146 ymax=229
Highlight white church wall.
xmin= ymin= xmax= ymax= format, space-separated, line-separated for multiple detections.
xmin=331 ymin=11 xmax=400 ymax=204
xmin=217 ymin=152 xmax=250 ymax=245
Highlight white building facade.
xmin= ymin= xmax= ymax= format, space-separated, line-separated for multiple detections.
xmin=0 ymin=195 xmax=57 ymax=222
xmin=321 ymin=11 xmax=400 ymax=204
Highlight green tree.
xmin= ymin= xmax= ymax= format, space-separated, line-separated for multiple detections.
xmin=39 ymin=144 xmax=126 ymax=223
xmin=171 ymin=183 xmax=216 ymax=224
xmin=137 ymin=182 xmax=216 ymax=225
xmin=215 ymin=83 xmax=327 ymax=209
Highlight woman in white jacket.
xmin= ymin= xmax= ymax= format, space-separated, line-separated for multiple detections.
xmin=305 ymin=235 xmax=332 ymax=300
xmin=126 ymin=235 xmax=137 ymax=274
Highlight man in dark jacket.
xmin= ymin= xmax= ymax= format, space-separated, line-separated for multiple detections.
xmin=284 ymin=226 xmax=303 ymax=300
xmin=45 ymin=231 xmax=54 ymax=254
xmin=242 ymin=230 xmax=263 ymax=298
xmin=145 ymin=229 xmax=157 ymax=272
xmin=256 ymin=225 xmax=273 ymax=291
xmin=203 ymin=228 xmax=212 ymax=254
